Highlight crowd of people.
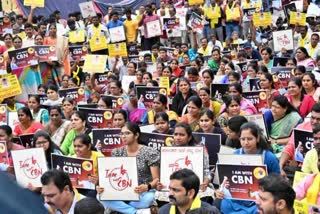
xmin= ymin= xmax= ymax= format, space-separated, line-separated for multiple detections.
xmin=0 ymin=0 xmax=320 ymax=213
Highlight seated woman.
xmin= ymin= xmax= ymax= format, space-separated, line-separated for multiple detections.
xmin=199 ymin=87 xmax=221 ymax=118
xmin=142 ymin=94 xmax=178 ymax=128
xmin=302 ymin=72 xmax=320 ymax=102
xmin=44 ymin=106 xmax=71 ymax=147
xmin=43 ymin=84 xmax=63 ymax=106
xmin=296 ymin=47 xmax=316 ymax=67
xmin=28 ymin=95 xmax=49 ymax=125
xmin=286 ymin=77 xmax=315 ymax=118
xmin=216 ymin=122 xmax=280 ymax=214
xmin=225 ymin=116 xmax=248 ymax=149
xmin=97 ymin=122 xmax=160 ymax=213
xmin=217 ymin=95 xmax=246 ymax=133
xmin=198 ymin=109 xmax=227 ymax=145
xmin=122 ymin=88 xmax=146 ymax=124
xmin=112 ymin=109 xmax=128 ymax=129
xmin=264 ymin=95 xmax=303 ymax=157
xmin=13 ymin=107 xmax=43 ymax=137
xmin=60 ymin=111 xmax=92 ymax=155
xmin=152 ymin=112 xmax=174 ymax=135
xmin=62 ymin=97 xmax=76 ymax=120
xmin=72 ymin=134 xmax=103 ymax=197
xmin=259 ymin=72 xmax=280 ymax=107
xmin=180 ymin=95 xmax=202 ymax=132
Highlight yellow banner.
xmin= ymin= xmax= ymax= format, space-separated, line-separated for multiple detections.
xmin=189 ymin=0 xmax=204 ymax=6
xmin=24 ymin=0 xmax=44 ymax=7
xmin=89 ymin=35 xmax=108 ymax=52
xmin=253 ymin=12 xmax=272 ymax=27
xmin=107 ymin=42 xmax=128 ymax=57
xmin=155 ymin=76 xmax=170 ymax=94
xmin=83 ymin=55 xmax=108 ymax=73
xmin=289 ymin=12 xmax=306 ymax=26
xmin=0 ymin=74 xmax=22 ymax=100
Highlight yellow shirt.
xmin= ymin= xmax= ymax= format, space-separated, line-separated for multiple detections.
xmin=72 ymin=151 xmax=104 ymax=176
xmin=124 ymin=19 xmax=138 ymax=43
xmin=302 ymin=149 xmax=320 ymax=174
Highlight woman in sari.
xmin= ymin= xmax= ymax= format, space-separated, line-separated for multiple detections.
xmin=122 ymin=88 xmax=146 ymax=124
xmin=179 ymin=95 xmax=202 ymax=132
xmin=264 ymin=95 xmax=303 ymax=157
xmin=13 ymin=107 xmax=43 ymax=137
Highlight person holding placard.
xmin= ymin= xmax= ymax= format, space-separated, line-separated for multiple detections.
xmin=113 ymin=109 xmax=128 ymax=129
xmin=305 ymin=33 xmax=320 ymax=61
xmin=28 ymin=95 xmax=49 ymax=125
xmin=216 ymin=122 xmax=280 ymax=214
xmin=106 ymin=11 xmax=123 ymax=30
xmin=62 ymin=97 xmax=76 ymax=120
xmin=43 ymin=84 xmax=63 ymax=106
xmin=124 ymin=8 xmax=139 ymax=43
xmin=199 ymin=87 xmax=222 ymax=118
xmin=122 ymin=88 xmax=146 ymax=124
xmin=180 ymin=96 xmax=202 ymax=132
xmin=224 ymin=0 xmax=242 ymax=37
xmin=87 ymin=16 xmax=108 ymax=55
xmin=152 ymin=112 xmax=174 ymax=135
xmin=97 ymin=122 xmax=160 ymax=214
xmin=259 ymin=72 xmax=280 ymax=107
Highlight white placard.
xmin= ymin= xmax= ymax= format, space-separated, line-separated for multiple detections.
xmin=98 ymin=157 xmax=139 ymax=201
xmin=139 ymin=124 xmax=155 ymax=133
xmin=219 ymin=145 xmax=235 ymax=154
xmin=121 ymin=75 xmax=137 ymax=93
xmin=109 ymin=26 xmax=126 ymax=43
xmin=79 ymin=2 xmax=97 ymax=18
xmin=307 ymin=3 xmax=320 ymax=16
xmin=146 ymin=20 xmax=162 ymax=38
xmin=218 ymin=154 xmax=263 ymax=165
xmin=273 ymin=29 xmax=294 ymax=52
xmin=160 ymin=146 xmax=204 ymax=189
xmin=12 ymin=148 xmax=48 ymax=188
xmin=244 ymin=114 xmax=268 ymax=137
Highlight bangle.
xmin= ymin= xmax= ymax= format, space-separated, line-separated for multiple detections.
xmin=147 ymin=183 xmax=152 ymax=191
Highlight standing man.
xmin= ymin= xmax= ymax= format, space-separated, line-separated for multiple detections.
xmin=139 ymin=4 xmax=161 ymax=50
xmin=22 ymin=22 xmax=35 ymax=47
xmin=159 ymin=169 xmax=220 ymax=214
xmin=256 ymin=174 xmax=295 ymax=214
xmin=305 ymin=33 xmax=320 ymax=61
xmin=41 ymin=169 xmax=85 ymax=214
xmin=124 ymin=8 xmax=139 ymax=44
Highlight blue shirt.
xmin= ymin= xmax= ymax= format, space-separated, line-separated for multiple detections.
xmin=106 ymin=20 xmax=123 ymax=29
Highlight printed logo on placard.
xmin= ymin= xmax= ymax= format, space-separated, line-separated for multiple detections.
xmin=168 ymin=155 xmax=193 ymax=172
xmin=19 ymin=156 xmax=43 ymax=179
xmin=253 ymin=167 xmax=266 ymax=179
xmin=106 ymin=165 xmax=132 ymax=191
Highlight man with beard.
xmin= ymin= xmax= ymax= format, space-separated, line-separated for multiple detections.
xmin=301 ymin=124 xmax=320 ymax=173
xmin=41 ymin=169 xmax=85 ymax=214
xmin=159 ymin=169 xmax=219 ymax=214
xmin=256 ymin=174 xmax=295 ymax=214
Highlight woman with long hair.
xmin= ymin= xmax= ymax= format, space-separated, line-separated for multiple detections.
xmin=259 ymin=72 xmax=280 ymax=107
xmin=13 ymin=107 xmax=43 ymax=137
xmin=302 ymin=72 xmax=320 ymax=102
xmin=179 ymin=95 xmax=202 ymax=131
xmin=295 ymin=47 xmax=316 ymax=67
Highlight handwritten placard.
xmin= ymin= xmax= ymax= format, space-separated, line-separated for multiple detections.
xmin=79 ymin=1 xmax=96 ymax=18
xmin=109 ymin=26 xmax=126 ymax=43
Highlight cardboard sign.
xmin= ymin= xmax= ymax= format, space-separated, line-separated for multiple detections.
xmin=244 ymin=114 xmax=268 ymax=137
xmin=273 ymin=30 xmax=294 ymax=52
xmin=253 ymin=12 xmax=272 ymax=27
xmin=140 ymin=132 xmax=173 ymax=151
xmin=271 ymin=67 xmax=294 ymax=89
xmin=79 ymin=1 xmax=96 ymax=18
xmin=187 ymin=12 xmax=204 ymax=34
xmin=249 ymin=78 xmax=261 ymax=91
xmin=107 ymin=42 xmax=128 ymax=57
xmin=292 ymin=171 xmax=309 ymax=189
xmin=92 ymin=128 xmax=122 ymax=156
xmin=188 ymin=0 xmax=204 ymax=5
xmin=218 ymin=154 xmax=263 ymax=165
xmin=145 ymin=20 xmax=162 ymax=38
xmin=0 ymin=74 xmax=22 ymax=100
xmin=19 ymin=133 xmax=34 ymax=148
xmin=163 ymin=18 xmax=180 ymax=30
xmin=78 ymin=107 xmax=113 ymax=129
xmin=294 ymin=129 xmax=314 ymax=162
xmin=12 ymin=148 xmax=47 ymax=187
xmin=122 ymin=75 xmax=136 ymax=93
xmin=52 ymin=154 xmax=94 ymax=190
xmin=34 ymin=45 xmax=57 ymax=62
xmin=136 ymin=86 xmax=167 ymax=110
xmin=83 ymin=54 xmax=107 ymax=73
xmin=210 ymin=83 xmax=229 ymax=101
xmin=242 ymin=91 xmax=268 ymax=113
xmin=8 ymin=47 xmax=38 ymax=69
xmin=69 ymin=45 xmax=88 ymax=62
xmin=58 ymin=87 xmax=86 ymax=104
xmin=24 ymin=0 xmax=44 ymax=7
xmin=98 ymin=157 xmax=139 ymax=200
xmin=160 ymin=146 xmax=204 ymax=189
xmin=28 ymin=94 xmax=48 ymax=105
xmin=0 ymin=104 xmax=7 ymax=125
xmin=101 ymin=95 xmax=124 ymax=110
xmin=109 ymin=26 xmax=126 ymax=43
xmin=93 ymin=72 xmax=109 ymax=85
xmin=0 ymin=141 xmax=8 ymax=164
xmin=193 ymin=132 xmax=220 ymax=166
xmin=243 ymin=8 xmax=256 ymax=21
xmin=217 ymin=164 xmax=267 ymax=200
xmin=289 ymin=12 xmax=306 ymax=26
xmin=0 ymin=55 xmax=6 ymax=75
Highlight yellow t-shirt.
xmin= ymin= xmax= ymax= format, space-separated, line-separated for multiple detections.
xmin=124 ymin=19 xmax=138 ymax=43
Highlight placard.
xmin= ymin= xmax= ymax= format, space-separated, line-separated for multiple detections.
xmin=187 ymin=12 xmax=204 ymax=34
xmin=155 ymin=76 xmax=170 ymax=93
xmin=0 ymin=141 xmax=8 ymax=164
xmin=188 ymin=0 xmax=204 ymax=6
xmin=12 ymin=148 xmax=47 ymax=188
xmin=249 ymin=78 xmax=261 ymax=91
xmin=8 ymin=47 xmax=38 ymax=69
xmin=28 ymin=94 xmax=48 ymax=105
xmin=0 ymin=55 xmax=6 ymax=75
xmin=0 ymin=74 xmax=22 ymax=100
xmin=83 ymin=54 xmax=107 ymax=73
xmin=0 ymin=104 xmax=7 ymax=125
xmin=101 ymin=95 xmax=124 ymax=110
xmin=210 ymin=83 xmax=229 ymax=101
xmin=294 ymin=129 xmax=313 ymax=162
xmin=253 ymin=12 xmax=272 ymax=27
xmin=218 ymin=154 xmax=263 ymax=165
xmin=163 ymin=18 xmax=180 ymax=30
xmin=79 ymin=1 xmax=96 ymax=18
xmin=69 ymin=45 xmax=88 ymax=62
xmin=190 ymin=81 xmax=204 ymax=93
xmin=244 ymin=114 xmax=268 ymax=137
xmin=293 ymin=200 xmax=320 ymax=214
xmin=122 ymin=75 xmax=136 ymax=93
xmin=284 ymin=3 xmax=297 ymax=20
xmin=140 ymin=132 xmax=173 ymax=151
xmin=145 ymin=20 xmax=162 ymax=38
xmin=78 ymin=107 xmax=113 ymax=128
xmin=19 ymin=133 xmax=34 ymax=148
xmin=92 ymin=128 xmax=122 ymax=156
xmin=109 ymin=26 xmax=126 ymax=43
xmin=24 ymin=0 xmax=44 ymax=7
xmin=242 ymin=91 xmax=268 ymax=113
xmin=107 ymin=42 xmax=128 ymax=57
xmin=93 ymin=72 xmax=109 ymax=85
xmin=292 ymin=171 xmax=309 ymax=189
xmin=193 ymin=132 xmax=220 ymax=166
xmin=136 ymin=86 xmax=167 ymax=110
xmin=271 ymin=67 xmax=294 ymax=89
xmin=52 ymin=154 xmax=94 ymax=190
xmin=34 ymin=45 xmax=57 ymax=62
xmin=160 ymin=146 xmax=204 ymax=189
xmin=58 ymin=87 xmax=86 ymax=104
xmin=98 ymin=157 xmax=139 ymax=200
xmin=273 ymin=30 xmax=294 ymax=52
xmin=217 ymin=164 xmax=267 ymax=200
xmin=289 ymin=12 xmax=306 ymax=26
xmin=243 ymin=8 xmax=256 ymax=21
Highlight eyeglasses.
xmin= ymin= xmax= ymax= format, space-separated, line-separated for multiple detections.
xmin=119 ymin=131 xmax=132 ymax=136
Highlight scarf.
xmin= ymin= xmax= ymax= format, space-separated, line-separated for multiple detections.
xmin=305 ymin=174 xmax=320 ymax=204
xmin=299 ymin=33 xmax=309 ymax=47
xmin=169 ymin=195 xmax=201 ymax=214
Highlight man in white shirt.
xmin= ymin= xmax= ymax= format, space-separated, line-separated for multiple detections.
xmin=305 ymin=33 xmax=320 ymax=60
xmin=22 ymin=22 xmax=35 ymax=48
xmin=41 ymin=170 xmax=85 ymax=214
